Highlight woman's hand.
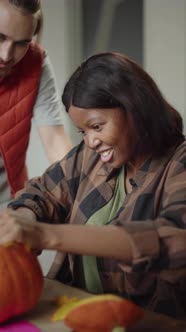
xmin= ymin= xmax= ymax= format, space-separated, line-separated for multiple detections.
xmin=0 ymin=209 xmax=46 ymax=249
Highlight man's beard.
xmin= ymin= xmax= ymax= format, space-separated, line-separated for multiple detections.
xmin=0 ymin=66 xmax=13 ymax=80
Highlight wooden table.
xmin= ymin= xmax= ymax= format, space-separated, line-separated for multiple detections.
xmin=20 ymin=278 xmax=186 ymax=331
xmin=24 ymin=278 xmax=90 ymax=332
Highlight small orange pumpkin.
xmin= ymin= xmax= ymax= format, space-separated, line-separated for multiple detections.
xmin=0 ymin=243 xmax=43 ymax=323
xmin=54 ymin=294 xmax=144 ymax=331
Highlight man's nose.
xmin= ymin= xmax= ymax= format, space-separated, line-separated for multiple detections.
xmin=0 ymin=42 xmax=13 ymax=63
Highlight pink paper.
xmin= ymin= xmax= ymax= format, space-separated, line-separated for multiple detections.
xmin=0 ymin=321 xmax=41 ymax=332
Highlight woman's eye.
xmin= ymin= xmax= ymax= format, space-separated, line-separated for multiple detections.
xmin=77 ymin=129 xmax=86 ymax=136
xmin=93 ymin=124 xmax=101 ymax=131
xmin=0 ymin=34 xmax=6 ymax=42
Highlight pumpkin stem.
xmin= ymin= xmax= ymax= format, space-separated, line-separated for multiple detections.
xmin=111 ymin=327 xmax=126 ymax=332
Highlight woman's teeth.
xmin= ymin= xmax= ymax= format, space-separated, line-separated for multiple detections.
xmin=102 ymin=150 xmax=111 ymax=157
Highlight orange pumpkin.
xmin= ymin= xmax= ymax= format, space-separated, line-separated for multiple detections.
xmin=59 ymin=294 xmax=144 ymax=331
xmin=0 ymin=243 xmax=43 ymax=323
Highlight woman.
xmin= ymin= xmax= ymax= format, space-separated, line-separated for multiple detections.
xmin=0 ymin=0 xmax=71 ymax=207
xmin=0 ymin=52 xmax=186 ymax=318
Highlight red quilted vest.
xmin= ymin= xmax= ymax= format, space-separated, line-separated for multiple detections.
xmin=0 ymin=42 xmax=44 ymax=196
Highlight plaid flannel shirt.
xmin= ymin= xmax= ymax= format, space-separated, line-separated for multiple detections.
xmin=9 ymin=140 xmax=186 ymax=318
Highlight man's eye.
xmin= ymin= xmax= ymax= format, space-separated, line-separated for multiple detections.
xmin=16 ymin=41 xmax=30 ymax=47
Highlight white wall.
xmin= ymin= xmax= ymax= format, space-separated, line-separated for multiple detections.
xmin=27 ymin=0 xmax=83 ymax=180
xmin=26 ymin=0 xmax=83 ymax=275
xmin=144 ymin=0 xmax=186 ymax=130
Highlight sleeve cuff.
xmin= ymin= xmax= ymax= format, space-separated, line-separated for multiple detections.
xmin=118 ymin=222 xmax=160 ymax=272
xmin=8 ymin=198 xmax=44 ymax=220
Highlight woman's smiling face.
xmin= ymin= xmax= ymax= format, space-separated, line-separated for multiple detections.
xmin=69 ymin=105 xmax=138 ymax=168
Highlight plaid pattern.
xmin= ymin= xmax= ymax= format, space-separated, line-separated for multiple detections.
xmin=9 ymin=140 xmax=186 ymax=318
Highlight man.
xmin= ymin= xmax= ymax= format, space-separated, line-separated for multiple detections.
xmin=0 ymin=0 xmax=72 ymax=207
